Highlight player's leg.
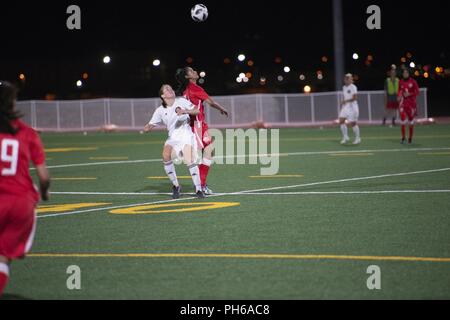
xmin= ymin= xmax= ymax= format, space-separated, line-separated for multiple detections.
xmin=0 ymin=255 xmax=9 ymax=296
xmin=408 ymin=111 xmax=415 ymax=144
xmin=162 ymin=144 xmax=180 ymax=198
xmin=339 ymin=117 xmax=349 ymax=144
xmin=350 ymin=121 xmax=361 ymax=144
xmin=0 ymin=198 xmax=36 ymax=296
xmin=198 ymin=124 xmax=214 ymax=193
xmin=182 ymin=144 xmax=204 ymax=198
xmin=399 ymin=109 xmax=407 ymax=144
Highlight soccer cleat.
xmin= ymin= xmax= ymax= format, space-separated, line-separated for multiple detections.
xmin=408 ymin=138 xmax=412 ymax=144
xmin=401 ymin=138 xmax=406 ymax=144
xmin=195 ymin=190 xmax=206 ymax=198
xmin=353 ymin=138 xmax=361 ymax=145
xmin=340 ymin=137 xmax=349 ymax=145
xmin=202 ymin=185 xmax=213 ymax=195
xmin=172 ymin=185 xmax=181 ymax=199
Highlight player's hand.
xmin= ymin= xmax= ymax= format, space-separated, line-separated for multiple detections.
xmin=220 ymin=108 xmax=229 ymax=117
xmin=176 ymin=107 xmax=185 ymax=115
xmin=41 ymin=189 xmax=50 ymax=201
xmin=143 ymin=124 xmax=152 ymax=132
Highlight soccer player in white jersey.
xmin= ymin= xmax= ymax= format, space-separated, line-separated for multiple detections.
xmin=144 ymin=84 xmax=205 ymax=199
xmin=339 ymin=73 xmax=361 ymax=145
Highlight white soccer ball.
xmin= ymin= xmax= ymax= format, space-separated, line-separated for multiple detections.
xmin=191 ymin=4 xmax=208 ymax=22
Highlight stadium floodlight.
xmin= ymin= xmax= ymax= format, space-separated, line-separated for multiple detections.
xmin=153 ymin=59 xmax=161 ymax=67
xmin=299 ymin=74 xmax=306 ymax=81
xmin=410 ymin=62 xmax=416 ymax=68
xmin=283 ymin=66 xmax=291 ymax=73
xmin=238 ymin=54 xmax=246 ymax=62
xmin=103 ymin=56 xmax=111 ymax=64
xmin=304 ymin=85 xmax=311 ymax=93
xmin=352 ymin=53 xmax=359 ymax=60
xmin=199 ymin=71 xmax=206 ymax=77
xmin=76 ymin=80 xmax=83 ymax=87
xmin=236 ymin=77 xmax=243 ymax=83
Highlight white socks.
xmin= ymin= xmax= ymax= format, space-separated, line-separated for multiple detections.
xmin=352 ymin=125 xmax=360 ymax=140
xmin=188 ymin=164 xmax=202 ymax=192
xmin=164 ymin=161 xmax=179 ymax=187
xmin=340 ymin=124 xmax=349 ymax=140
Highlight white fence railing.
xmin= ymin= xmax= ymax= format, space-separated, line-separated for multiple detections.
xmin=16 ymin=89 xmax=427 ymax=132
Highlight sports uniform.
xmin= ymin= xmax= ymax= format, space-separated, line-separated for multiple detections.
xmin=0 ymin=120 xmax=45 ymax=261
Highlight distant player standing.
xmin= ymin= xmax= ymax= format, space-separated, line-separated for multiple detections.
xmin=144 ymin=84 xmax=205 ymax=199
xmin=339 ymin=74 xmax=361 ymax=145
xmin=398 ymin=69 xmax=419 ymax=144
xmin=0 ymin=81 xmax=50 ymax=296
xmin=383 ymin=67 xmax=400 ymax=126
xmin=175 ymin=67 xmax=229 ymax=195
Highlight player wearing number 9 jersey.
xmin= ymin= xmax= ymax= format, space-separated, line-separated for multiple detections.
xmin=0 ymin=81 xmax=50 ymax=296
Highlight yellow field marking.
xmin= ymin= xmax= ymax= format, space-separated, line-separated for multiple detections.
xmin=249 ymin=175 xmax=304 ymax=178
xmin=147 ymin=176 xmax=192 ymax=179
xmin=89 ymin=157 xmax=129 ymax=160
xmin=37 ymin=203 xmax=111 ymax=214
xmin=52 ymin=177 xmax=97 ymax=181
xmin=26 ymin=253 xmax=450 ymax=262
xmin=110 ymin=202 xmax=240 ymax=214
xmin=329 ymin=153 xmax=374 ymax=157
xmin=418 ymin=152 xmax=450 ymax=155
xmin=44 ymin=147 xmax=98 ymax=153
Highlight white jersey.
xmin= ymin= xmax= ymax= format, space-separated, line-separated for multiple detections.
xmin=342 ymin=84 xmax=358 ymax=109
xmin=148 ymin=97 xmax=194 ymax=138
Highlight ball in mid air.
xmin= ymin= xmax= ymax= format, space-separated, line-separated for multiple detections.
xmin=191 ymin=4 xmax=208 ymax=22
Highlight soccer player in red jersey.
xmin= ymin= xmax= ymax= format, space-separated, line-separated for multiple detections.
xmin=398 ymin=69 xmax=419 ymax=144
xmin=0 ymin=81 xmax=50 ymax=296
xmin=175 ymin=67 xmax=229 ymax=195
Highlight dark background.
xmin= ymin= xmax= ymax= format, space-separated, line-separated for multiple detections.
xmin=0 ymin=0 xmax=449 ymax=115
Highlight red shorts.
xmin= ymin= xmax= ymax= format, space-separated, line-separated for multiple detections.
xmin=386 ymin=101 xmax=399 ymax=109
xmin=192 ymin=121 xmax=212 ymax=150
xmin=399 ymin=106 xmax=417 ymax=122
xmin=0 ymin=196 xmax=37 ymax=260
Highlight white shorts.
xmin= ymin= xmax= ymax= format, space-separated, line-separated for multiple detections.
xmin=165 ymin=131 xmax=198 ymax=160
xmin=339 ymin=105 xmax=359 ymax=122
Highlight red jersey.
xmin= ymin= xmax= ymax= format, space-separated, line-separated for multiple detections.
xmin=398 ymin=77 xmax=419 ymax=109
xmin=183 ymin=82 xmax=210 ymax=123
xmin=0 ymin=120 xmax=45 ymax=202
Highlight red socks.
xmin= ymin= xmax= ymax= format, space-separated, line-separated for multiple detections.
xmin=199 ymin=158 xmax=212 ymax=187
xmin=401 ymin=125 xmax=406 ymax=139
xmin=0 ymin=263 xmax=9 ymax=296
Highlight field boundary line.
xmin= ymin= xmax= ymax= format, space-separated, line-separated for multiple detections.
xmin=32 ymin=147 xmax=450 ymax=170
xmin=26 ymin=253 xmax=450 ymax=262
xmin=50 ymin=190 xmax=450 ymax=196
xmin=38 ymin=167 xmax=450 ymax=218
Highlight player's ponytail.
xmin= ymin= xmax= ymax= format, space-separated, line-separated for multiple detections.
xmin=175 ymin=67 xmax=189 ymax=97
xmin=0 ymin=81 xmax=21 ymax=135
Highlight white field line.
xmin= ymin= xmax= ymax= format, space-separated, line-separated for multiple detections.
xmin=38 ymin=167 xmax=450 ymax=219
xmin=31 ymin=147 xmax=450 ymax=170
xmin=50 ymin=190 xmax=450 ymax=196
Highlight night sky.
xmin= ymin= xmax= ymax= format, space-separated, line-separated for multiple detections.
xmin=1 ymin=0 xmax=449 ymax=114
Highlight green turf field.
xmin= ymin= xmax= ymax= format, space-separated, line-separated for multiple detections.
xmin=4 ymin=125 xmax=450 ymax=299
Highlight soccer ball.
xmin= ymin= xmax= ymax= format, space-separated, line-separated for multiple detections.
xmin=191 ymin=4 xmax=208 ymax=22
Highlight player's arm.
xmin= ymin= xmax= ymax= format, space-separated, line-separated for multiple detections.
xmin=342 ymin=94 xmax=357 ymax=105
xmin=143 ymin=123 xmax=156 ymax=132
xmin=35 ymin=164 xmax=50 ymax=201
xmin=204 ymin=97 xmax=229 ymax=117
xmin=176 ymin=105 xmax=200 ymax=116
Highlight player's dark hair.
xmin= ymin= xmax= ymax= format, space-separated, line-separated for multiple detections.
xmin=175 ymin=67 xmax=190 ymax=96
xmin=0 ymin=81 xmax=21 ymax=134
xmin=159 ymin=84 xmax=169 ymax=108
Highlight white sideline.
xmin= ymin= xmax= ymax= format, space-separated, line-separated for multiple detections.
xmin=38 ymin=167 xmax=450 ymax=219
xmin=32 ymin=147 xmax=450 ymax=170
xmin=50 ymin=190 xmax=450 ymax=196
